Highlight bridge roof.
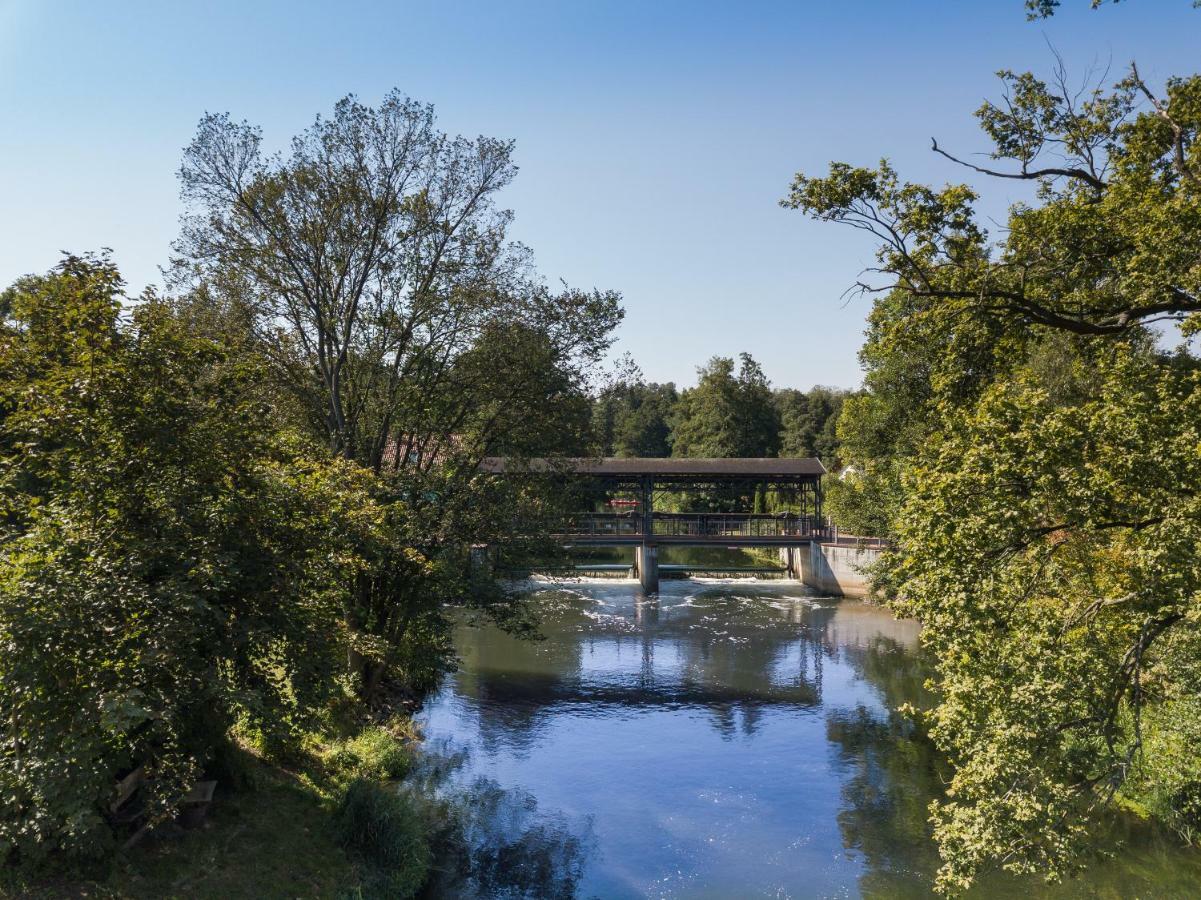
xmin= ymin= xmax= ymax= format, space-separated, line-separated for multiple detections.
xmin=480 ymin=457 xmax=826 ymax=478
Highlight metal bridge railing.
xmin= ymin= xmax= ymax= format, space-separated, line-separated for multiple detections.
xmin=556 ymin=512 xmax=829 ymax=540
xmin=652 ymin=513 xmax=824 ymax=539
xmin=559 ymin=512 xmax=643 ymax=536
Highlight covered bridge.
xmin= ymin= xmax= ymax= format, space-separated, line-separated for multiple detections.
xmin=480 ymin=457 xmax=829 ymax=590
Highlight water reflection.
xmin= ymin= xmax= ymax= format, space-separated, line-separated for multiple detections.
xmin=419 ymin=579 xmax=1201 ymax=898
xmin=408 ymin=738 xmax=594 ymax=899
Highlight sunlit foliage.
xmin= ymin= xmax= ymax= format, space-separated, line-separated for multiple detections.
xmin=786 ymin=57 xmax=1201 ymax=891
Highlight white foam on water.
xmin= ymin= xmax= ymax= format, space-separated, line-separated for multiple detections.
xmin=768 ymin=596 xmax=829 ymax=610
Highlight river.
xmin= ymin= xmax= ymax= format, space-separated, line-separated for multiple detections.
xmin=416 ymin=578 xmax=1201 ymax=898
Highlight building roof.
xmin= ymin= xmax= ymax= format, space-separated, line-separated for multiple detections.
xmin=479 ymin=457 xmax=826 ymax=478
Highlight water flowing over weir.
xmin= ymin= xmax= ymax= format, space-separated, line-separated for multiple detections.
xmin=416 ymin=579 xmax=1201 ymax=898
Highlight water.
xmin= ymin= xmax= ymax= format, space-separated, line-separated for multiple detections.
xmin=417 ymin=579 xmax=1201 ymax=898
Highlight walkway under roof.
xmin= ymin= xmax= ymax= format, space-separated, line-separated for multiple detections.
xmin=479 ymin=457 xmax=826 ymax=479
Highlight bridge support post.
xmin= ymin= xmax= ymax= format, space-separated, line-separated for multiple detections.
xmin=469 ymin=544 xmax=494 ymax=578
xmin=782 ymin=545 xmax=809 ymax=582
xmin=635 ymin=543 xmax=659 ymax=593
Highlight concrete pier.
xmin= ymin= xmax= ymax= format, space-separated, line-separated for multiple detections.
xmin=782 ymin=543 xmax=881 ymax=598
xmin=634 ymin=544 xmax=659 ymax=593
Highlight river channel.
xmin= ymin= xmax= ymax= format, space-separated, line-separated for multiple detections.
xmin=416 ymin=578 xmax=1201 ymax=898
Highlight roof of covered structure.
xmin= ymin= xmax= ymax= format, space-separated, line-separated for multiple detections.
xmin=479 ymin=457 xmax=826 ymax=477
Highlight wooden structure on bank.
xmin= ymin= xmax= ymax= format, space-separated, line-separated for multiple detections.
xmin=480 ymin=457 xmax=828 ymax=591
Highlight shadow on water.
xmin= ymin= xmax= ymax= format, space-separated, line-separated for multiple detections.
xmin=406 ymin=736 xmax=594 ymax=899
xmin=814 ymin=620 xmax=1201 ymax=898
xmin=418 ymin=579 xmax=1201 ymax=898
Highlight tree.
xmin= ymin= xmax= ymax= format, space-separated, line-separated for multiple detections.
xmin=775 ymin=386 xmax=847 ymax=463
xmin=175 ymin=90 xmax=621 ymax=476
xmin=592 ymin=376 xmax=678 ymax=457
xmin=174 ymin=91 xmax=623 ymax=699
xmin=785 ymin=59 xmax=1201 ymax=891
xmin=670 ymin=354 xmax=780 ymax=458
xmin=0 ymin=257 xmax=367 ymax=860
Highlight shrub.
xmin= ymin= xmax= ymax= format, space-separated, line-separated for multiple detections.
xmin=336 ymin=779 xmax=431 ymax=899
xmin=0 ymin=257 xmax=365 ymax=860
xmin=343 ymin=728 xmax=412 ymax=781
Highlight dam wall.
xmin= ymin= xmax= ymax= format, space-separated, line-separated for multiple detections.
xmin=781 ymin=542 xmax=882 ymax=599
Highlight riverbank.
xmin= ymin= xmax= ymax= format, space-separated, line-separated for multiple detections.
xmin=0 ymin=718 xmax=431 ymax=900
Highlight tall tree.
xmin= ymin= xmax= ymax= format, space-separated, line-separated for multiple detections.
xmin=175 ymin=91 xmax=621 ymax=476
xmin=670 ymin=354 xmax=780 ymax=458
xmin=786 ymin=59 xmax=1201 ymax=891
xmin=775 ymin=386 xmax=847 ymax=462
xmin=173 ymin=92 xmax=623 ymax=699
xmin=592 ymin=377 xmax=678 ymax=457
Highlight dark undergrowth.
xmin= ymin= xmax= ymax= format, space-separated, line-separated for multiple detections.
xmin=0 ymin=719 xmax=428 ymax=900
xmin=0 ymin=718 xmax=594 ymax=900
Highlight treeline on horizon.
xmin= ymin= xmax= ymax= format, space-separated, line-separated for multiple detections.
xmin=588 ymin=353 xmax=847 ymax=464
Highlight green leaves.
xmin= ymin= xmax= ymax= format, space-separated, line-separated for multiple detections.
xmin=0 ymin=259 xmax=370 ymax=860
xmin=671 ymin=353 xmax=780 ymax=459
xmin=786 ymin=54 xmax=1201 ymax=891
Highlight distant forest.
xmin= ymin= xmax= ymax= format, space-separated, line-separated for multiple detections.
xmin=591 ymin=352 xmax=847 ymax=464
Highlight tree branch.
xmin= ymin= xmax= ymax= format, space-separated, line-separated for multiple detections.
xmin=931 ymin=138 xmax=1108 ymax=191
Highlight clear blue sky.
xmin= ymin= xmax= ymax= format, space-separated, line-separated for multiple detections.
xmin=1 ymin=1 xmax=1197 ymax=389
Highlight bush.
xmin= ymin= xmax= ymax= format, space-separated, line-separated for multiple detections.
xmin=336 ymin=779 xmax=431 ymax=899
xmin=342 ymin=728 xmax=412 ymax=781
xmin=0 ymin=257 xmax=366 ymax=860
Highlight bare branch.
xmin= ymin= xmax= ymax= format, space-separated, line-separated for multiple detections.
xmin=1129 ymin=61 xmax=1200 ymax=187
xmin=930 ymin=138 xmax=1108 ymax=191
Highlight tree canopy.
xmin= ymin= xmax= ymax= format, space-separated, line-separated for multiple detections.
xmin=175 ymin=90 xmax=621 ymax=476
xmin=0 ymin=257 xmax=372 ymax=858
xmin=786 ymin=58 xmax=1201 ymax=891
xmin=670 ymin=354 xmax=781 ymax=458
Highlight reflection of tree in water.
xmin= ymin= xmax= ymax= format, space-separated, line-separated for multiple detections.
xmin=434 ymin=587 xmax=1201 ymax=897
xmin=825 ymin=634 xmax=945 ymax=898
xmin=830 ymin=635 xmax=1201 ymax=898
xmin=408 ymin=737 xmax=595 ymax=899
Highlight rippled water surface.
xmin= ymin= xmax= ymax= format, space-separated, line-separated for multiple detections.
xmin=417 ymin=579 xmax=1201 ymax=898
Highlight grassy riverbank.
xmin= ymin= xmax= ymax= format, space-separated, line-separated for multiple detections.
xmin=0 ymin=719 xmax=430 ymax=900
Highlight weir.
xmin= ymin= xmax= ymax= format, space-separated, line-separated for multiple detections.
xmin=481 ymin=457 xmax=829 ymax=592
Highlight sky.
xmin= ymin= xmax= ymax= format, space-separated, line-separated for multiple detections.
xmin=1 ymin=1 xmax=1197 ymax=389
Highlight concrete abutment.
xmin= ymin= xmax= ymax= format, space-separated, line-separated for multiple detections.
xmin=782 ymin=542 xmax=880 ymax=599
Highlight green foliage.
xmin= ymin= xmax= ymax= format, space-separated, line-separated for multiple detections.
xmin=175 ymin=89 xmax=621 ymax=479
xmin=339 ymin=727 xmax=412 ymax=781
xmin=774 ymin=385 xmax=846 ymax=463
xmin=591 ymin=377 xmax=678 ymax=457
xmin=590 ymin=366 xmax=846 ymax=465
xmin=1025 ymin=0 xmax=1199 ymax=20
xmin=670 ymin=353 xmax=780 ymax=458
xmin=0 ymin=256 xmax=372 ymax=861
xmin=336 ymin=779 xmax=432 ymax=899
xmin=786 ymin=56 xmax=1201 ymax=891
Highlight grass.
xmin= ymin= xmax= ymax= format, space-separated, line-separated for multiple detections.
xmin=1 ymin=780 xmax=354 ymax=899
xmin=335 ymin=779 xmax=431 ymax=898
xmin=0 ymin=719 xmax=426 ymax=900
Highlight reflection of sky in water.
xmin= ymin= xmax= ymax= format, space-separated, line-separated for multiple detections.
xmin=419 ymin=580 xmax=918 ymax=898
xmin=419 ymin=579 xmax=1201 ymax=899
